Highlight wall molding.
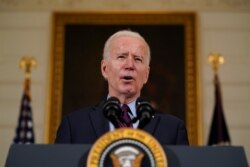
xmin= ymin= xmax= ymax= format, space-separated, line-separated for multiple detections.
xmin=0 ymin=0 xmax=250 ymax=11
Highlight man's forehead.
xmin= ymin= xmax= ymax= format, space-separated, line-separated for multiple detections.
xmin=111 ymin=36 xmax=147 ymax=49
xmin=112 ymin=35 xmax=144 ymax=42
xmin=109 ymin=34 xmax=150 ymax=64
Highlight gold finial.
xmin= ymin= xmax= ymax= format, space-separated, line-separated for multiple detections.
xmin=19 ymin=57 xmax=37 ymax=78
xmin=208 ymin=53 xmax=224 ymax=74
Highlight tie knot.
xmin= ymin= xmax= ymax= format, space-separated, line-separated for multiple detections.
xmin=121 ymin=104 xmax=130 ymax=113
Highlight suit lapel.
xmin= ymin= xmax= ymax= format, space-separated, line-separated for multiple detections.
xmin=143 ymin=115 xmax=159 ymax=135
xmin=89 ymin=101 xmax=109 ymax=138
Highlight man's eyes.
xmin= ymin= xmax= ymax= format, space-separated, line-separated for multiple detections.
xmin=117 ymin=55 xmax=126 ymax=59
xmin=116 ymin=54 xmax=143 ymax=63
xmin=135 ymin=57 xmax=143 ymax=62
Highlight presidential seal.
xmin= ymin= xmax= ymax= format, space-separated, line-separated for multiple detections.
xmin=87 ymin=128 xmax=167 ymax=167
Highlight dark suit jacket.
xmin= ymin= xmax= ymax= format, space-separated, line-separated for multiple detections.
xmin=55 ymin=102 xmax=189 ymax=145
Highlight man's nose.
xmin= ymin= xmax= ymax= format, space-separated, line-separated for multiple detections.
xmin=125 ymin=56 xmax=135 ymax=69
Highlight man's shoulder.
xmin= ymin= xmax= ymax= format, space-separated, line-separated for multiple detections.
xmin=65 ymin=105 xmax=101 ymax=118
xmin=155 ymin=111 xmax=184 ymax=124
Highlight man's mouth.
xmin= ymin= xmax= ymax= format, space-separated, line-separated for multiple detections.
xmin=122 ymin=76 xmax=134 ymax=80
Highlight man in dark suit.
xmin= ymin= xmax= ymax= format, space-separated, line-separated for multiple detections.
xmin=55 ymin=30 xmax=189 ymax=145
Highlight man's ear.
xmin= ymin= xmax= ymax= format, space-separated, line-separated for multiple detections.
xmin=101 ymin=60 xmax=108 ymax=79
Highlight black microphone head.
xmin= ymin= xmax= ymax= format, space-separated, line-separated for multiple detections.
xmin=103 ymin=96 xmax=122 ymax=128
xmin=136 ymin=96 xmax=154 ymax=118
xmin=136 ymin=96 xmax=155 ymax=129
xmin=103 ymin=96 xmax=122 ymax=118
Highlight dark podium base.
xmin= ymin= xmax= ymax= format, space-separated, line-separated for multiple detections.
xmin=5 ymin=144 xmax=249 ymax=167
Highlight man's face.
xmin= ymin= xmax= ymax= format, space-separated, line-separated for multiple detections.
xmin=101 ymin=35 xmax=150 ymax=99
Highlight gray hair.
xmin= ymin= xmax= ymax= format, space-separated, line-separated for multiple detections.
xmin=103 ymin=30 xmax=151 ymax=65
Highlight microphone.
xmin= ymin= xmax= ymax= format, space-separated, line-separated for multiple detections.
xmin=103 ymin=96 xmax=122 ymax=128
xmin=136 ymin=96 xmax=155 ymax=129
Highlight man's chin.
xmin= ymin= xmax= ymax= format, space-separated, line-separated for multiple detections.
xmin=119 ymin=88 xmax=135 ymax=96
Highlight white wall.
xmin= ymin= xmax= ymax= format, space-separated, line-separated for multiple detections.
xmin=0 ymin=11 xmax=51 ymax=165
xmin=0 ymin=10 xmax=249 ymax=166
xmin=200 ymin=12 xmax=250 ymax=161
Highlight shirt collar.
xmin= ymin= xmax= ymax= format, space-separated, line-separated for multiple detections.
xmin=123 ymin=100 xmax=136 ymax=117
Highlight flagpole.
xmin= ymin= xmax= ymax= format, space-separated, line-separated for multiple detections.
xmin=208 ymin=53 xmax=224 ymax=74
xmin=19 ymin=57 xmax=37 ymax=97
xmin=19 ymin=56 xmax=37 ymax=79
xmin=207 ymin=53 xmax=231 ymax=145
xmin=13 ymin=57 xmax=37 ymax=144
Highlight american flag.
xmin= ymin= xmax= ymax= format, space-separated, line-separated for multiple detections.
xmin=208 ymin=73 xmax=230 ymax=145
xmin=13 ymin=78 xmax=35 ymax=144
